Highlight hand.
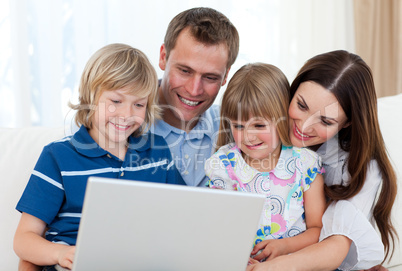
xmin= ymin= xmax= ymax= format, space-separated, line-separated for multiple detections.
xmin=246 ymin=255 xmax=296 ymax=271
xmin=250 ymin=239 xmax=289 ymax=261
xmin=57 ymin=245 xmax=76 ymax=270
xmin=361 ymin=265 xmax=389 ymax=271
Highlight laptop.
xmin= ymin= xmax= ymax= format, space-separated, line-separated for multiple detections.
xmin=72 ymin=176 xmax=265 ymax=271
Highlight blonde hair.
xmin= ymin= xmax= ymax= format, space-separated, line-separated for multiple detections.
xmin=216 ymin=63 xmax=291 ymax=150
xmin=70 ymin=43 xmax=160 ymax=137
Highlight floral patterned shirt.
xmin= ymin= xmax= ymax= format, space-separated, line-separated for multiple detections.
xmin=205 ymin=144 xmax=323 ymax=245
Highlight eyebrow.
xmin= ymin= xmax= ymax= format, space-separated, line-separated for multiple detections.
xmin=297 ymin=94 xmax=309 ymax=110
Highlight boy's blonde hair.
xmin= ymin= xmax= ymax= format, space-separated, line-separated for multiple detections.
xmin=216 ymin=63 xmax=291 ymax=150
xmin=70 ymin=43 xmax=160 ymax=137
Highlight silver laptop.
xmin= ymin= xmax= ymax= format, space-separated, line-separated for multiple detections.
xmin=72 ymin=177 xmax=265 ymax=271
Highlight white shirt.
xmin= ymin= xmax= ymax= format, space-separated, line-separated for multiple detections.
xmin=317 ymin=136 xmax=384 ymax=270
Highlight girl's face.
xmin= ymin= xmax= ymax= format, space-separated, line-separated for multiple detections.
xmin=230 ymin=116 xmax=281 ymax=171
xmin=288 ymin=81 xmax=349 ymax=149
xmin=89 ymin=87 xmax=148 ymax=152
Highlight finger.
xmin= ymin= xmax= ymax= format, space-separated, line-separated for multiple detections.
xmin=252 ymin=241 xmax=268 ymax=252
xmin=253 ymin=250 xmax=269 ymax=261
xmin=248 ymin=258 xmax=259 ymax=264
xmin=246 ymin=264 xmax=256 ymax=271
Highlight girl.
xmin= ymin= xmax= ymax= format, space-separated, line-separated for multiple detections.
xmin=248 ymin=51 xmax=398 ymax=270
xmin=14 ymin=43 xmax=184 ymax=271
xmin=205 ymin=63 xmax=326 ymax=260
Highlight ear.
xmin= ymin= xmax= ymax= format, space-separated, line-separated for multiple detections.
xmin=342 ymin=121 xmax=351 ymax=129
xmin=221 ymin=67 xmax=231 ymax=86
xmin=159 ymin=44 xmax=167 ymax=71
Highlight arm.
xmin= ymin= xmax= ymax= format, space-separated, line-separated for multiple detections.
xmin=251 ymin=174 xmax=326 ymax=261
xmin=18 ymin=259 xmax=41 ymax=271
xmin=247 ymin=235 xmax=352 ymax=271
xmin=14 ymin=212 xmax=75 ymax=269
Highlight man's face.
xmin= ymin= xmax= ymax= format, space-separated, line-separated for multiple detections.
xmin=158 ymin=28 xmax=230 ymax=131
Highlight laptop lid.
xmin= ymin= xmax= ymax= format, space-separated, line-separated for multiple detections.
xmin=73 ymin=177 xmax=265 ymax=271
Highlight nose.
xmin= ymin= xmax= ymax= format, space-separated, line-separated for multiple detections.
xmin=186 ymin=75 xmax=203 ymax=96
xmin=300 ymin=111 xmax=320 ymax=133
xmin=245 ymin=129 xmax=257 ymax=143
xmin=118 ymin=104 xmax=135 ymax=120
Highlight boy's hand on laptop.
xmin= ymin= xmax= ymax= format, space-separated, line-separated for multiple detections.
xmin=58 ymin=245 xmax=75 ymax=270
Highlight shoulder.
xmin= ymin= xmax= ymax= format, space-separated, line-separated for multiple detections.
xmin=289 ymin=146 xmax=322 ymax=172
xmin=214 ymin=143 xmax=237 ymax=157
xmin=293 ymin=146 xmax=320 ymax=161
xmin=205 ymin=104 xmax=220 ymax=118
xmin=42 ymin=135 xmax=74 ymax=155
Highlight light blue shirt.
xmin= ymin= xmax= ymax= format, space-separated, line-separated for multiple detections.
xmin=151 ymin=105 xmax=220 ymax=187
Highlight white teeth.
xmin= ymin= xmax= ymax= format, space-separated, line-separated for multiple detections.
xmin=114 ymin=123 xmax=128 ymax=129
xmin=296 ymin=126 xmax=309 ymax=138
xmin=179 ymin=96 xmax=200 ymax=106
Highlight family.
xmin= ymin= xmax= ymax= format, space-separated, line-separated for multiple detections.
xmin=14 ymin=7 xmax=397 ymax=271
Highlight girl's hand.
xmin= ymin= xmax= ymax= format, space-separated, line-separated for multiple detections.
xmin=250 ymin=239 xmax=289 ymax=261
xmin=246 ymin=255 xmax=296 ymax=271
xmin=57 ymin=246 xmax=76 ymax=270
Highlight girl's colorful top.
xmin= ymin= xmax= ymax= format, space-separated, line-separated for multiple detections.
xmin=204 ymin=144 xmax=323 ymax=245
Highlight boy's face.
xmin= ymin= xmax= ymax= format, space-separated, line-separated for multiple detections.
xmin=158 ymin=27 xmax=230 ymax=131
xmin=89 ymin=87 xmax=148 ymax=151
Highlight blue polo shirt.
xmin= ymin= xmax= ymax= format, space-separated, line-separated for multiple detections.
xmin=151 ymin=105 xmax=220 ymax=187
xmin=16 ymin=126 xmax=184 ymax=245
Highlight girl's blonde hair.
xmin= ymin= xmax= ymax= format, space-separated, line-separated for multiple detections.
xmin=70 ymin=43 xmax=160 ymax=137
xmin=216 ymin=63 xmax=291 ymax=150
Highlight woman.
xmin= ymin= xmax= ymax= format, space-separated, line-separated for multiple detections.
xmin=248 ymin=50 xmax=397 ymax=271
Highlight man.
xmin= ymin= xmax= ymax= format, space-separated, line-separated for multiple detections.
xmin=151 ymin=7 xmax=239 ymax=187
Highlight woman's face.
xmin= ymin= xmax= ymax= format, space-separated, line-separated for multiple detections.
xmin=288 ymin=81 xmax=349 ymax=149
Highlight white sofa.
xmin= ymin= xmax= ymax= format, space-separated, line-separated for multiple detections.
xmin=1 ymin=95 xmax=401 ymax=270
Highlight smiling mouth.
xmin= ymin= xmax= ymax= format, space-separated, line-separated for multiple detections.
xmin=111 ymin=122 xmax=131 ymax=131
xmin=246 ymin=142 xmax=263 ymax=149
xmin=178 ymin=95 xmax=201 ymax=107
xmin=295 ymin=125 xmax=311 ymax=138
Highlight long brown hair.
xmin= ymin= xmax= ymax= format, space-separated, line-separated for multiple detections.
xmin=289 ymin=50 xmax=398 ymax=261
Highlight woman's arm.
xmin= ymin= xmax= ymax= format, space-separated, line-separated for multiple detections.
xmin=251 ymin=174 xmax=326 ymax=260
xmin=14 ymin=212 xmax=75 ymax=269
xmin=247 ymin=234 xmax=352 ymax=271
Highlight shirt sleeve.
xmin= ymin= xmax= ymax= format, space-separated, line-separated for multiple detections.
xmin=204 ymin=152 xmax=237 ymax=191
xmin=299 ymin=148 xmax=324 ymax=192
xmin=320 ymin=160 xmax=384 ymax=270
xmin=16 ymin=144 xmax=65 ymax=224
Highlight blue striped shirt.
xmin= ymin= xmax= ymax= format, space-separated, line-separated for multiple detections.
xmin=16 ymin=125 xmax=184 ymax=245
xmin=151 ymin=104 xmax=220 ymax=187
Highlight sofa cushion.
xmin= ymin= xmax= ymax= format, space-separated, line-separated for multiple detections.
xmin=377 ymin=94 xmax=402 ymax=268
xmin=0 ymin=126 xmax=69 ymax=269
